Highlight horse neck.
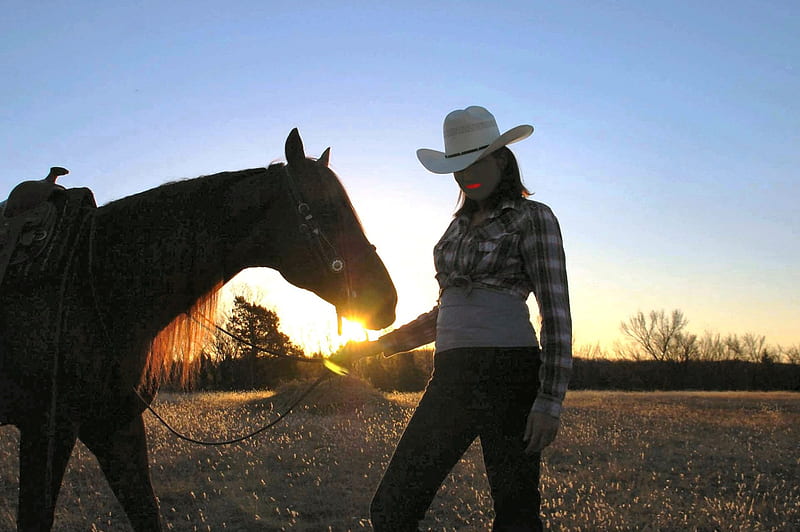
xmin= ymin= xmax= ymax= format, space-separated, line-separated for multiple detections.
xmin=92 ymin=168 xmax=286 ymax=333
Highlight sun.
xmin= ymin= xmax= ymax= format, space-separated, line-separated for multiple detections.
xmin=337 ymin=317 xmax=371 ymax=345
xmin=322 ymin=317 xmax=372 ymax=376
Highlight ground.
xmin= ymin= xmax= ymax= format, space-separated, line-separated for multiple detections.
xmin=0 ymin=380 xmax=798 ymax=531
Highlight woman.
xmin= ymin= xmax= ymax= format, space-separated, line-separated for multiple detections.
xmin=336 ymin=105 xmax=572 ymax=531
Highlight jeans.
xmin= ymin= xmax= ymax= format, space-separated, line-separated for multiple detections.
xmin=371 ymin=347 xmax=543 ymax=532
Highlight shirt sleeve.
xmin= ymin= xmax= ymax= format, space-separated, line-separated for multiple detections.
xmin=521 ymin=203 xmax=573 ymax=418
xmin=377 ymin=306 xmax=438 ymax=356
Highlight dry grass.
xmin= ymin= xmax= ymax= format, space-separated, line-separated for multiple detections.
xmin=1 ymin=385 xmax=798 ymax=531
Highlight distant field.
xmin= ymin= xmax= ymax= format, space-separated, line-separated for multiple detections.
xmin=1 ymin=382 xmax=798 ymax=531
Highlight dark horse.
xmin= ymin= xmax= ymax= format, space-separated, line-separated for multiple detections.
xmin=0 ymin=129 xmax=397 ymax=531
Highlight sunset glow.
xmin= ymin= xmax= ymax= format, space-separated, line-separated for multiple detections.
xmin=3 ymin=3 xmax=797 ymax=355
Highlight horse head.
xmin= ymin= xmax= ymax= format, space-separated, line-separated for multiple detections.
xmin=229 ymin=129 xmax=397 ymax=331
xmin=280 ymin=129 xmax=397 ymax=330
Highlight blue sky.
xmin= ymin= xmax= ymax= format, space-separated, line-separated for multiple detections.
xmin=2 ymin=1 xmax=798 ymax=352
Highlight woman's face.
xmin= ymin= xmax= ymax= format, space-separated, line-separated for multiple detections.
xmin=453 ymin=152 xmax=505 ymax=202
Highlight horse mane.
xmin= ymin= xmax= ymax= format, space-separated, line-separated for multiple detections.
xmin=144 ymin=280 xmax=223 ymax=388
xmin=122 ymin=172 xmax=253 ymax=388
xmin=97 ymin=168 xmax=271 ymax=389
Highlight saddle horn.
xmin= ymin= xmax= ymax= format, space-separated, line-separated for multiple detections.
xmin=45 ymin=167 xmax=69 ymax=184
xmin=3 ymin=166 xmax=69 ymax=218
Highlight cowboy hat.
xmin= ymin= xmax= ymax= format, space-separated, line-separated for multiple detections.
xmin=417 ymin=106 xmax=533 ymax=174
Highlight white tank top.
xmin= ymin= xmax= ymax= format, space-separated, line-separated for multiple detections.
xmin=435 ymin=287 xmax=539 ymax=352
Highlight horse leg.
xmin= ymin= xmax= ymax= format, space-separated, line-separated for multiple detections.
xmin=18 ymin=418 xmax=77 ymax=531
xmin=0 ymin=374 xmax=30 ymax=427
xmin=0 ymin=374 xmax=12 ymax=425
xmin=80 ymin=414 xmax=162 ymax=531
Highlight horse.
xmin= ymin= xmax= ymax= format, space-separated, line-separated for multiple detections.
xmin=0 ymin=128 xmax=397 ymax=531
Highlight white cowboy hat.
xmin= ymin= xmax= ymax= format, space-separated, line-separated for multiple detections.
xmin=416 ymin=106 xmax=533 ymax=174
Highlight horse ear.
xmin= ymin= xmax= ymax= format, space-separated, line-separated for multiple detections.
xmin=285 ymin=128 xmax=306 ymax=167
xmin=319 ymin=147 xmax=330 ymax=167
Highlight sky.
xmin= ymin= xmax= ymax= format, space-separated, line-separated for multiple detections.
xmin=2 ymin=1 xmax=798 ymax=355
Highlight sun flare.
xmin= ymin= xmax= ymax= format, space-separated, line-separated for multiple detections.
xmin=322 ymin=318 xmax=370 ymax=376
xmin=224 ymin=271 xmax=386 ymax=358
xmin=336 ymin=317 xmax=371 ymax=345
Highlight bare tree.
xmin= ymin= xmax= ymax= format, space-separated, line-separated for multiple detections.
xmin=781 ymin=344 xmax=800 ymax=365
xmin=740 ymin=333 xmax=772 ymax=363
xmin=724 ymin=334 xmax=745 ymax=360
xmin=697 ymin=331 xmax=728 ymax=361
xmin=574 ymin=342 xmax=607 ymax=360
xmin=619 ymin=309 xmax=693 ymax=362
xmin=612 ymin=339 xmax=639 ymax=361
xmin=673 ymin=331 xmax=699 ymax=363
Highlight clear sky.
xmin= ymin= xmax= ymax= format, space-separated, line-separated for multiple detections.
xmin=2 ymin=1 xmax=798 ymax=354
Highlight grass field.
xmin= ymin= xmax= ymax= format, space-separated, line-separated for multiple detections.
xmin=1 ymin=381 xmax=798 ymax=531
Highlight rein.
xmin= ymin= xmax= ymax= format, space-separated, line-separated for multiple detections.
xmin=125 ymin=310 xmax=337 ymax=446
xmin=85 ymin=241 xmax=341 ymax=445
xmin=129 ymin=311 xmax=338 ymax=445
xmin=132 ymin=374 xmax=331 ymax=446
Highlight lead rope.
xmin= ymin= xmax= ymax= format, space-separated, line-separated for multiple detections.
xmin=130 ymin=314 xmax=337 ymax=445
xmin=131 ymin=374 xmax=330 ymax=446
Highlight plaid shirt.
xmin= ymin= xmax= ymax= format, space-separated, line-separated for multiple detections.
xmin=379 ymin=198 xmax=572 ymax=418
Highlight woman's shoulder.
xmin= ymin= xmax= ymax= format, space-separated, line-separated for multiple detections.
xmin=516 ymin=198 xmax=558 ymax=219
xmin=512 ymin=199 xmax=565 ymax=238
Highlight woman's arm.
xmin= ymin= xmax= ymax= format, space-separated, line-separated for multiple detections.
xmin=521 ymin=202 xmax=573 ymax=419
xmin=377 ymin=306 xmax=438 ymax=356
xmin=330 ymin=306 xmax=439 ymax=366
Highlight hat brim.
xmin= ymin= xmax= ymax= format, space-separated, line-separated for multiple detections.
xmin=417 ymin=124 xmax=533 ymax=174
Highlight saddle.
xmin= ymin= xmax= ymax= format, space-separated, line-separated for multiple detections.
xmin=0 ymin=167 xmax=97 ymax=289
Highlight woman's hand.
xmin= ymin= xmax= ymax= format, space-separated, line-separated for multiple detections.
xmin=523 ymin=410 xmax=560 ymax=454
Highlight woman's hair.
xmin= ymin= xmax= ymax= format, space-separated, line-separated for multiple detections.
xmin=454 ymin=146 xmax=531 ymax=218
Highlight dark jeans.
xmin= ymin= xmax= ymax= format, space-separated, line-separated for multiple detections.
xmin=371 ymin=347 xmax=543 ymax=532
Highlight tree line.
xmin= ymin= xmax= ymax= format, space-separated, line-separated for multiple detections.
xmin=176 ymin=299 xmax=799 ymax=393
xmin=612 ymin=309 xmax=799 ymax=364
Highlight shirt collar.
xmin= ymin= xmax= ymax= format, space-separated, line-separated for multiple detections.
xmin=494 ymin=197 xmax=521 ymax=215
xmin=457 ymin=197 xmax=522 ymax=225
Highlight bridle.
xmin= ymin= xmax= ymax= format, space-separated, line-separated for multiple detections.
xmin=283 ymin=163 xmax=346 ymax=275
xmin=282 ymin=162 xmax=378 ymax=334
